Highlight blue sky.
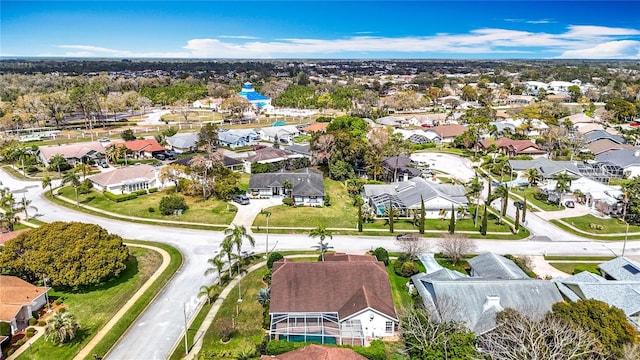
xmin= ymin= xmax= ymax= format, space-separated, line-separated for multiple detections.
xmin=2 ymin=1 xmax=640 ymax=59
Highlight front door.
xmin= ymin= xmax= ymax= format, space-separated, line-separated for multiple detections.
xmin=272 ymin=187 xmax=280 ymax=196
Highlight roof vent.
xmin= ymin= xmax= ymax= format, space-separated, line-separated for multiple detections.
xmin=483 ymin=295 xmax=501 ymax=311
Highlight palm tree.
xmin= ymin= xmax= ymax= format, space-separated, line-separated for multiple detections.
xmin=42 ymin=175 xmax=53 ymax=196
xmin=204 ymin=255 xmax=226 ymax=285
xmin=219 ymin=236 xmax=235 ymax=278
xmin=555 ymin=172 xmax=573 ymax=196
xmin=62 ymin=170 xmax=81 ymax=206
xmin=309 ymin=226 xmax=333 ymax=261
xmin=44 ymin=312 xmax=80 ymax=345
xmin=224 ymin=224 xmax=255 ymax=301
xmin=198 ymin=284 xmax=219 ymax=305
xmin=257 ymin=288 xmax=270 ymax=307
xmin=75 ymin=163 xmax=90 ymax=179
xmin=523 ymin=168 xmax=542 ymax=186
xmin=467 ymin=175 xmax=484 ymax=227
xmin=493 ymin=185 xmax=509 ymax=223
xmin=18 ymin=195 xmax=37 ymax=221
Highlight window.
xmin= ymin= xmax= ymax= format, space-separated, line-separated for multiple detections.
xmin=385 ymin=321 xmax=393 ymax=333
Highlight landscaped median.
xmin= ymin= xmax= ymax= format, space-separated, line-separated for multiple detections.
xmin=552 ymin=214 xmax=640 ymax=240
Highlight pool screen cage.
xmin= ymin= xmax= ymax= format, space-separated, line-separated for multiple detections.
xmin=269 ymin=312 xmax=364 ymax=346
xmin=369 ymin=193 xmax=407 ymax=217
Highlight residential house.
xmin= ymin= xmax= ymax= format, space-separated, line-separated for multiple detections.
xmin=509 ymin=158 xmax=582 ymax=180
xmin=382 ymin=155 xmax=421 ymax=182
xmin=249 ymin=168 xmax=324 ymax=206
xmin=393 ymin=129 xmax=434 ymax=145
xmin=596 ymin=149 xmax=640 ymax=179
xmin=244 ymin=148 xmax=303 ymax=173
xmin=563 ymin=113 xmax=597 ymax=125
xmin=468 ymin=253 xmax=529 ymax=280
xmin=545 ymin=176 xmax=623 ymax=214
xmin=269 ymin=255 xmax=398 ymax=346
xmin=39 ymin=142 xmax=106 ymax=166
xmin=0 ymin=275 xmax=50 ymax=334
xmin=406 ymin=113 xmax=447 ymax=127
xmin=584 ymin=138 xmax=634 ymax=156
xmin=375 ymin=116 xmax=405 ymax=128
xmin=260 ymin=344 xmax=367 ymax=360
xmin=299 ymin=122 xmax=329 ymax=134
xmin=362 ymin=177 xmax=468 ymax=218
xmin=576 ymin=123 xmax=605 ymax=136
xmin=583 ymin=130 xmax=625 ymax=145
xmin=284 ymin=144 xmax=312 ymax=159
xmin=115 ymin=139 xmax=165 ymax=159
xmin=165 ymin=133 xmax=198 ymax=153
xmin=258 ymin=125 xmax=300 ymax=144
xmin=88 ymin=164 xmax=158 ymax=194
xmin=555 ymin=257 xmax=640 ymax=329
xmin=479 ymin=138 xmax=547 ymax=158
xmin=506 ymin=95 xmax=535 ymax=105
xmin=192 ymin=97 xmax=222 ymax=110
xmin=218 ymin=129 xmax=259 ymax=148
xmin=171 ymin=154 xmax=244 ymax=172
xmin=423 ymin=124 xmax=467 ymax=144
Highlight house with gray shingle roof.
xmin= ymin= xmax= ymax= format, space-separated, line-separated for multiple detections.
xmin=166 ymin=133 xmax=198 ymax=153
xmin=583 ymin=130 xmax=625 ymax=145
xmin=596 ymin=149 xmax=640 ymax=179
xmin=599 ymin=257 xmax=640 ymax=281
xmin=509 ymin=158 xmax=582 ymax=180
xmin=468 ymin=253 xmax=529 ymax=280
xmin=249 ymin=168 xmax=324 ymax=206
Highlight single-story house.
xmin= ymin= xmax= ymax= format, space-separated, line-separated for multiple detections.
xmin=249 ymin=168 xmax=324 ymax=206
xmin=0 ymin=275 xmax=50 ymax=334
xmin=244 ymin=148 xmax=303 ymax=173
xmin=375 ymin=116 xmax=405 ymax=128
xmin=468 ymin=253 xmax=530 ymax=280
xmin=555 ymin=257 xmax=640 ymax=329
xmin=192 ymin=97 xmax=222 ymax=110
xmin=284 ymin=144 xmax=312 ymax=159
xmin=412 ymin=271 xmax=563 ymax=335
xmin=576 ymin=123 xmax=605 ymax=136
xmin=171 ymin=154 xmax=244 ymax=172
xmin=39 ymin=142 xmax=106 ymax=166
xmin=362 ymin=177 xmax=468 ymax=218
xmin=509 ymin=158 xmax=582 ymax=180
xmin=0 ymin=229 xmax=28 ymax=246
xmin=88 ymin=164 xmax=159 ymax=194
xmin=544 ymin=176 xmax=622 ymax=214
xmin=392 ymin=129 xmax=433 ymax=145
xmin=165 ymin=133 xmax=198 ymax=153
xmin=269 ymin=255 xmax=398 ymax=346
xmin=382 ymin=156 xmax=421 ymax=182
xmin=115 ymin=139 xmax=165 ymax=159
xmin=584 ymin=138 xmax=634 ymax=156
xmin=583 ymin=130 xmax=625 ymax=145
xmin=506 ymin=95 xmax=535 ymax=105
xmin=423 ymin=124 xmax=467 ymax=144
xmin=218 ymin=129 xmax=260 ymax=148
xmin=258 ymin=125 xmax=300 ymax=144
xmin=478 ymin=138 xmax=547 ymax=158
xmin=299 ymin=122 xmax=329 ymax=133
xmin=406 ymin=113 xmax=447 ymax=127
xmin=596 ymin=149 xmax=640 ymax=179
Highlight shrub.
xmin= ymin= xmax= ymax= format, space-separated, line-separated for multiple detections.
xmin=104 ymin=191 xmax=138 ymax=202
xmin=282 ymin=197 xmax=294 ymax=207
xmin=78 ymin=179 xmax=93 ymax=194
xmin=55 ymin=298 xmax=63 ymax=305
xmin=38 ymin=321 xmax=46 ymax=326
xmin=57 ymin=307 xmax=66 ymax=313
xmin=267 ymin=252 xmax=284 ymax=269
xmin=148 ymin=207 xmax=155 ymax=213
xmin=158 ymin=194 xmax=188 ymax=215
xmin=0 ymin=321 xmax=11 ymax=337
xmin=26 ymin=327 xmax=35 ymax=338
xmin=31 ymin=311 xmax=39 ymax=320
xmin=15 ymin=339 xmax=25 ymax=346
xmin=400 ymin=261 xmax=419 ymax=277
xmin=372 ymin=247 xmax=389 ymax=265
xmin=533 ymin=190 xmax=548 ymax=202
xmin=266 ymin=340 xmax=307 ymax=355
xmin=28 ymin=318 xmax=37 ymax=326
xmin=351 ymin=340 xmax=387 ymax=360
xmin=132 ymin=189 xmax=148 ymax=196
xmin=324 ymin=194 xmax=331 ymax=207
xmin=148 ymin=187 xmax=158 ymax=193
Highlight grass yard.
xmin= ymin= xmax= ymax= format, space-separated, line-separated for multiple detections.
xmin=387 ymin=261 xmax=424 ymax=312
xmin=549 ymin=262 xmax=601 ymax=275
xmin=544 ymin=255 xmax=614 ymax=261
xmin=253 ymin=179 xmax=357 ymax=228
xmin=511 ymin=187 xmax=565 ymax=211
xmin=57 ymin=186 xmax=236 ymax=225
xmin=559 ymin=214 xmax=640 ymax=235
xmin=16 ymin=246 xmax=163 ymax=360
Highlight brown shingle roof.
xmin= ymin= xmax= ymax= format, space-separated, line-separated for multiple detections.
xmin=0 ymin=276 xmax=49 ymax=322
xmin=270 ymin=260 xmax=397 ymax=320
xmin=323 ymin=253 xmax=377 ymax=262
xmin=300 ymin=122 xmax=329 ymax=133
xmin=585 ymin=139 xmax=634 ymax=156
xmin=88 ymin=164 xmax=156 ymax=187
xmin=430 ymin=124 xmax=467 ymax=138
xmin=39 ymin=142 xmax=105 ymax=162
xmin=260 ymin=344 xmax=367 ymax=360
xmin=480 ymin=138 xmax=546 ymax=155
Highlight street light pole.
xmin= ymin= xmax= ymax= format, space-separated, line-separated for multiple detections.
xmin=182 ymin=302 xmax=188 ymax=356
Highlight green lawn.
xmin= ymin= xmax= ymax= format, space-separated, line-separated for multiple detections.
xmin=544 ymin=256 xmax=614 ymax=261
xmin=386 ymin=261 xmax=425 ymax=312
xmin=253 ymin=179 xmax=357 ymax=228
xmin=549 ymin=262 xmax=601 ymax=275
xmin=558 ymin=214 xmax=640 ymax=235
xmin=16 ymin=246 xmax=162 ymax=360
xmin=511 ymin=187 xmax=565 ymax=211
xmin=57 ymin=186 xmax=236 ymax=225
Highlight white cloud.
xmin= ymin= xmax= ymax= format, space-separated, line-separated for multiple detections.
xmin=526 ymin=19 xmax=552 ymax=24
xmin=565 ymin=25 xmax=640 ymax=37
xmin=218 ymin=35 xmax=259 ymax=39
xmin=558 ymin=40 xmax=640 ymax=59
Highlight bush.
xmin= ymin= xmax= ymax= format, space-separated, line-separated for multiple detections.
xmin=57 ymin=307 xmax=66 ymax=313
xmin=412 ymin=142 xmax=437 ymax=150
xmin=324 ymin=194 xmax=331 ymax=207
xmin=533 ymin=190 xmax=548 ymax=202
xmin=0 ymin=321 xmax=11 ymax=337
xmin=351 ymin=340 xmax=387 ymax=360
xmin=26 ymin=327 xmax=35 ymax=338
xmin=372 ymin=247 xmax=389 ymax=265
xmin=158 ymin=194 xmax=188 ymax=215
xmin=55 ymin=298 xmax=63 ymax=305
xmin=78 ymin=179 xmax=93 ymax=194
xmin=104 ymin=191 xmax=138 ymax=202
xmin=148 ymin=207 xmax=155 ymax=213
xmin=132 ymin=189 xmax=148 ymax=196
xmin=282 ymin=197 xmax=294 ymax=207
xmin=38 ymin=320 xmax=46 ymax=326
xmin=400 ymin=261 xmax=419 ymax=277
xmin=266 ymin=340 xmax=307 ymax=355
xmin=15 ymin=339 xmax=25 ymax=346
xmin=148 ymin=187 xmax=158 ymax=193
xmin=267 ymin=252 xmax=284 ymax=269
xmin=31 ymin=311 xmax=39 ymax=320
xmin=28 ymin=318 xmax=37 ymax=326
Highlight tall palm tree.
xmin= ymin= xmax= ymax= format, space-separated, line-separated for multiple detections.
xmin=62 ymin=170 xmax=81 ymax=206
xmin=42 ymin=175 xmax=53 ymax=196
xmin=219 ymin=236 xmax=235 ymax=278
xmin=44 ymin=312 xmax=80 ymax=345
xmin=204 ymin=255 xmax=226 ymax=285
xmin=198 ymin=284 xmax=219 ymax=305
xmin=493 ymin=185 xmax=509 ymax=223
xmin=75 ymin=163 xmax=90 ymax=179
xmin=224 ymin=224 xmax=255 ymax=301
xmin=467 ymin=175 xmax=484 ymax=227
xmin=309 ymin=226 xmax=333 ymax=261
xmin=555 ymin=172 xmax=573 ymax=195
xmin=523 ymin=168 xmax=542 ymax=186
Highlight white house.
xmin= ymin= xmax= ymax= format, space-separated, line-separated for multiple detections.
xmin=0 ymin=275 xmax=50 ymax=334
xmin=257 ymin=125 xmax=300 ymax=144
xmin=248 ymin=168 xmax=324 ymax=206
xmin=88 ymin=164 xmax=159 ymax=194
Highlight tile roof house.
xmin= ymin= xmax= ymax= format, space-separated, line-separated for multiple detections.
xmin=563 ymin=112 xmax=597 ymax=124
xmin=269 ymin=256 xmax=398 ymax=346
xmin=362 ymin=177 xmax=468 ymax=219
xmin=38 ymin=142 xmax=106 ymax=166
xmin=479 ymin=138 xmax=547 ymax=158
xmin=0 ymin=229 xmax=28 ymax=246
xmin=88 ymin=164 xmax=158 ymax=194
xmin=114 ymin=139 xmax=165 ymax=159
xmin=165 ymin=133 xmax=198 ymax=153
xmin=299 ymin=122 xmax=329 ymax=133
xmin=260 ymin=344 xmax=367 ymax=360
xmin=249 ymin=168 xmax=324 ymax=206
xmin=423 ymin=124 xmax=467 ymax=144
xmin=468 ymin=253 xmax=529 ymax=280
xmin=0 ymin=275 xmax=50 ymax=334
xmin=509 ymin=158 xmax=582 ymax=179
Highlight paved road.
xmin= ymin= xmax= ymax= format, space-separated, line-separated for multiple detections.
xmin=2 ymin=168 xmax=639 ymax=360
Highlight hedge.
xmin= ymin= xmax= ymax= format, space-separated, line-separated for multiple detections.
xmin=104 ymin=191 xmax=139 ymax=202
xmin=148 ymin=187 xmax=158 ymax=193
xmin=265 ymin=340 xmax=386 ymax=360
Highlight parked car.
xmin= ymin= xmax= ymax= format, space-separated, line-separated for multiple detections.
xmin=565 ymin=200 xmax=575 ymax=208
xmin=98 ymin=137 xmax=110 ymax=143
xmin=514 ymin=201 xmax=524 ymax=210
xmin=232 ymin=194 xmax=250 ymax=205
xmin=154 ymin=153 xmax=166 ymax=160
xmin=99 ymin=160 xmax=109 ymax=168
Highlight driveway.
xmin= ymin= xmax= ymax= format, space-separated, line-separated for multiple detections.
xmin=229 ymin=197 xmax=283 ymax=230
xmin=535 ymin=202 xmax=592 ymax=221
xmin=410 ymin=152 xmax=475 ymax=183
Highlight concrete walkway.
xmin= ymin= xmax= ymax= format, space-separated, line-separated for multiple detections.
xmin=6 ymin=243 xmax=170 ymax=360
xmin=528 ymin=255 xmax=570 ymax=279
xmin=418 ymin=253 xmax=444 ymax=273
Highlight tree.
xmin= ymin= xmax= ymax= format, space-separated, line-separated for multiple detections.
xmin=605 ymin=98 xmax=637 ymax=122
xmin=158 ymin=164 xmax=187 ymax=192
xmin=257 ymin=288 xmax=270 ymax=307
xmin=394 ymin=233 xmax=428 ymax=260
xmin=448 ymin=204 xmax=456 ymax=234
xmin=309 ymin=226 xmax=333 ymax=261
xmin=568 ymin=85 xmax=582 ymax=102
xmin=523 ymin=168 xmax=542 ymax=186
xmin=552 ymin=299 xmax=637 ymax=358
xmin=467 ymin=175 xmax=484 ymax=227
xmin=204 ymin=255 xmax=226 ymax=285
xmin=219 ymin=236 xmax=235 ymax=278
xmin=493 ymin=185 xmax=509 ymax=222
xmin=481 ymin=205 xmax=488 ymax=235
xmin=384 ymin=132 xmax=412 ymax=181
xmin=121 ymin=128 xmax=136 ymax=141
xmin=357 ymin=200 xmax=363 ymax=232
xmin=419 ymin=196 xmax=426 ymax=234
xmin=224 ymin=224 xmax=255 ymax=286
xmin=42 ymin=175 xmax=53 ymax=196
xmin=479 ymin=308 xmax=604 ymax=360
xmin=514 ymin=207 xmax=520 ymax=233
xmin=555 ymin=172 xmax=572 ymax=195
xmin=0 ymin=222 xmax=128 ymax=287
xmin=372 ymin=247 xmax=389 ymax=265
xmin=385 ymin=199 xmax=396 ymax=233
xmin=47 ymin=153 xmax=71 ymax=173
xmin=436 ymin=234 xmax=476 ymax=265
xmin=158 ymin=194 xmax=188 ymax=215
xmin=401 ymin=305 xmax=478 ymax=359
xmin=522 ymin=196 xmax=528 ymax=222
xmin=198 ymin=284 xmax=219 ymax=305
xmin=267 ymin=252 xmax=284 ymax=270
xmin=62 ymin=170 xmax=80 ymax=206
xmin=197 ymin=123 xmax=219 ymax=150
xmin=44 ymin=311 xmax=80 ymax=345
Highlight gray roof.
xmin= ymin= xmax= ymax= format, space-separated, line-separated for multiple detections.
xmin=249 ymin=168 xmax=324 ymax=197
xmin=583 ymin=130 xmax=625 ymax=145
xmin=468 ymin=253 xmax=529 ymax=280
xmin=166 ymin=133 xmax=198 ymax=150
xmin=411 ymin=277 xmax=563 ymax=334
xmin=509 ymin=158 xmax=581 ymax=178
xmin=218 ymin=132 xmax=243 ymax=144
xmin=375 ymin=116 xmax=404 ymax=126
xmin=363 ymin=177 xmax=468 ymax=209
xmin=285 ymin=144 xmax=311 ymax=157
xmin=556 ymin=275 xmax=640 ymax=317
xmin=596 ymin=149 xmax=640 ymax=169
xmin=598 ymin=257 xmax=640 ymax=281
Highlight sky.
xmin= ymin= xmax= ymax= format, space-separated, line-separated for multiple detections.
xmin=1 ymin=1 xmax=640 ymax=59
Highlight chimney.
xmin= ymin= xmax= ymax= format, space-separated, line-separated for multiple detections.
xmin=483 ymin=295 xmax=501 ymax=312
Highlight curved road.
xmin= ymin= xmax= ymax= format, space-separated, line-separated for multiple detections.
xmin=1 ymin=168 xmax=638 ymax=360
